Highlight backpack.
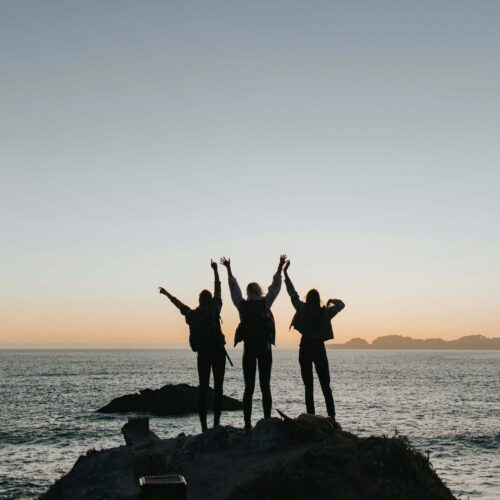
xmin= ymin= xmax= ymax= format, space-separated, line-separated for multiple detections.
xmin=187 ymin=307 xmax=225 ymax=352
xmin=290 ymin=307 xmax=331 ymax=340
xmin=235 ymin=300 xmax=275 ymax=347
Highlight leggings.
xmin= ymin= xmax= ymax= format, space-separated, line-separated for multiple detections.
xmin=197 ymin=348 xmax=226 ymax=429
xmin=299 ymin=340 xmax=336 ymax=418
xmin=242 ymin=342 xmax=272 ymax=427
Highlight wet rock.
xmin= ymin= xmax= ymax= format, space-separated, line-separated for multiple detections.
xmin=97 ymin=383 xmax=243 ymax=416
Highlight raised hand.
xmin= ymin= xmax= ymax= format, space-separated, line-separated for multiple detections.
xmin=220 ymin=256 xmax=231 ymax=268
xmin=158 ymin=287 xmax=169 ymax=296
xmin=283 ymin=260 xmax=290 ymax=273
xmin=211 ymin=259 xmax=218 ymax=270
xmin=278 ymin=254 xmax=288 ymax=270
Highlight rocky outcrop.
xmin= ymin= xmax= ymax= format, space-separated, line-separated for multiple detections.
xmin=250 ymin=417 xmax=289 ymax=454
xmin=97 ymin=383 xmax=243 ymax=416
xmin=40 ymin=418 xmax=456 ymax=500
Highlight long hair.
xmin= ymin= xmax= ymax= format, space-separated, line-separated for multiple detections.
xmin=198 ymin=289 xmax=217 ymax=320
xmin=303 ymin=289 xmax=324 ymax=331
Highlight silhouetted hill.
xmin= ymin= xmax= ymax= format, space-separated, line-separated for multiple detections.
xmin=329 ymin=335 xmax=500 ymax=350
xmin=339 ymin=337 xmax=371 ymax=349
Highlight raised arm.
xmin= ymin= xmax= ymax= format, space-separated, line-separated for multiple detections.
xmin=283 ymin=261 xmax=302 ymax=311
xmin=326 ymin=298 xmax=345 ymax=319
xmin=211 ymin=259 xmax=222 ymax=306
xmin=220 ymin=257 xmax=243 ymax=308
xmin=158 ymin=287 xmax=191 ymax=316
xmin=265 ymin=254 xmax=287 ymax=308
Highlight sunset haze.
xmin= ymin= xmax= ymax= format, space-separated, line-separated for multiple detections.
xmin=2 ymin=1 xmax=499 ymax=348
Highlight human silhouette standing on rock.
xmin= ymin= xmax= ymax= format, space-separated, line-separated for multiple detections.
xmin=159 ymin=260 xmax=226 ymax=432
xmin=283 ymin=259 xmax=345 ymax=429
xmin=220 ymin=254 xmax=286 ymax=430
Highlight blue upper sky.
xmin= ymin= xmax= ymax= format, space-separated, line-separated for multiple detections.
xmin=1 ymin=1 xmax=499 ymax=346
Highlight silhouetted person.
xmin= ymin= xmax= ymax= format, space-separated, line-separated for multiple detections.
xmin=283 ymin=260 xmax=345 ymax=429
xmin=220 ymin=255 xmax=286 ymax=430
xmin=159 ymin=260 xmax=226 ymax=432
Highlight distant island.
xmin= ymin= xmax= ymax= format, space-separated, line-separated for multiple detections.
xmin=328 ymin=335 xmax=500 ymax=350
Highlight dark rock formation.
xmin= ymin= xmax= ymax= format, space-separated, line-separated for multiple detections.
xmin=96 ymin=383 xmax=243 ymax=416
xmin=121 ymin=417 xmax=160 ymax=446
xmin=251 ymin=417 xmax=289 ymax=454
xmin=40 ymin=418 xmax=456 ymax=500
xmin=228 ymin=432 xmax=456 ymax=500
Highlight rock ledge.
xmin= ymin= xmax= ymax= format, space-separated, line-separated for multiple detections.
xmin=40 ymin=418 xmax=456 ymax=500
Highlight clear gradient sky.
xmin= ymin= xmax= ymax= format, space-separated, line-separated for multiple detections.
xmin=1 ymin=1 xmax=499 ymax=348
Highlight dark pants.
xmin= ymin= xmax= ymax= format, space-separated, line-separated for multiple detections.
xmin=242 ymin=342 xmax=272 ymax=427
xmin=299 ymin=340 xmax=335 ymax=418
xmin=197 ymin=348 xmax=226 ymax=430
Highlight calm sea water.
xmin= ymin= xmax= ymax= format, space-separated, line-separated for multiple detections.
xmin=0 ymin=349 xmax=499 ymax=500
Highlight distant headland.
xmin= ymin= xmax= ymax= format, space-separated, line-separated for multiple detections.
xmin=329 ymin=335 xmax=500 ymax=350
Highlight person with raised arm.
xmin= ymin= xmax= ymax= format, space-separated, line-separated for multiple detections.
xmin=283 ymin=260 xmax=345 ymax=429
xmin=219 ymin=254 xmax=287 ymax=430
xmin=159 ymin=260 xmax=226 ymax=432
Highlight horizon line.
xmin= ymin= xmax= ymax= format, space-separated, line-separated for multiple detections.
xmin=1 ymin=334 xmax=498 ymax=351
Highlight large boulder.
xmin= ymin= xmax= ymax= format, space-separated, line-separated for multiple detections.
xmin=97 ymin=384 xmax=243 ymax=416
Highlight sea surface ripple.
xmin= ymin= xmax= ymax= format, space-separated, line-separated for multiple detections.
xmin=0 ymin=349 xmax=499 ymax=499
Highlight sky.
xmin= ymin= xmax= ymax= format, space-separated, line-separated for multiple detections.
xmin=1 ymin=1 xmax=499 ymax=348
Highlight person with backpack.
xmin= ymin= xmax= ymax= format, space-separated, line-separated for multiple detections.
xmin=220 ymin=254 xmax=287 ymax=430
xmin=283 ymin=260 xmax=345 ymax=429
xmin=158 ymin=260 xmax=226 ymax=432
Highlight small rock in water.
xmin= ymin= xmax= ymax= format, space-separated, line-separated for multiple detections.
xmin=97 ymin=383 xmax=243 ymax=416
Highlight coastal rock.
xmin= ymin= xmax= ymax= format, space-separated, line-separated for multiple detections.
xmin=187 ymin=425 xmax=234 ymax=454
xmin=41 ymin=419 xmax=456 ymax=500
xmin=96 ymin=383 xmax=243 ymax=416
xmin=121 ymin=417 xmax=161 ymax=446
xmin=227 ymin=432 xmax=456 ymax=500
xmin=251 ymin=417 xmax=289 ymax=454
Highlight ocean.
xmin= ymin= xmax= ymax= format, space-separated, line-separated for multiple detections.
xmin=0 ymin=349 xmax=499 ymax=499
